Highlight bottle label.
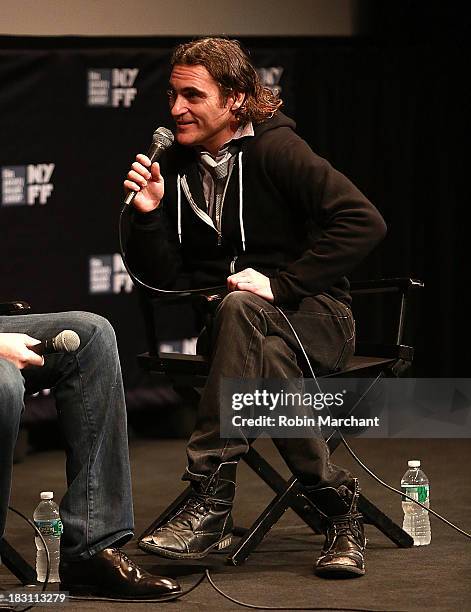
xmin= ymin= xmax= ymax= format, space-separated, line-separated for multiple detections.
xmin=34 ymin=519 xmax=63 ymax=537
xmin=401 ymin=485 xmax=429 ymax=503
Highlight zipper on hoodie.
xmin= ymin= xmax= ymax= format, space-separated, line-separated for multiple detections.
xmin=214 ymin=160 xmax=234 ymax=246
xmin=230 ymin=255 xmax=238 ymax=274
xmin=178 ymin=151 xmax=246 ymax=252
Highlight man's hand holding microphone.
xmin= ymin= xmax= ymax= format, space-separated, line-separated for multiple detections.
xmin=124 ymin=154 xmax=165 ymax=213
xmin=0 ymin=333 xmax=44 ymax=369
xmin=0 ymin=330 xmax=80 ymax=369
xmin=123 ymin=126 xmax=174 ymax=212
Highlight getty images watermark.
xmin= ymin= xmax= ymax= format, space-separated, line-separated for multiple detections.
xmin=220 ymin=378 xmax=471 ymax=439
xmin=230 ymin=387 xmax=380 ymax=428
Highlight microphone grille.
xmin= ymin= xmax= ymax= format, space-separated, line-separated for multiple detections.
xmin=153 ymin=126 xmax=174 ymax=149
xmin=54 ymin=330 xmax=81 ymax=353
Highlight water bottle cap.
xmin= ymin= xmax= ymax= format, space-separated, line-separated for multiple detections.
xmin=408 ymin=460 xmax=421 ymax=468
xmin=40 ymin=491 xmax=54 ymax=500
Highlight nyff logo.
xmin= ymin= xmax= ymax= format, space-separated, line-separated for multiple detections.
xmin=88 ymin=68 xmax=139 ymax=107
xmin=1 ymin=163 xmax=55 ymax=206
xmin=89 ymin=254 xmax=133 ymax=294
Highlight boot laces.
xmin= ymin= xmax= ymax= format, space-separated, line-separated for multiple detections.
xmin=326 ymin=515 xmax=364 ymax=549
xmin=181 ymin=493 xmax=211 ymax=518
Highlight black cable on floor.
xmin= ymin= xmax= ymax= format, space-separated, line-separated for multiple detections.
xmin=4 ymin=303 xmax=469 ymax=612
xmin=45 ymin=569 xmax=409 ymax=611
xmin=204 ymin=569 xmax=407 ymax=612
xmin=4 ymin=506 xmax=51 ymax=612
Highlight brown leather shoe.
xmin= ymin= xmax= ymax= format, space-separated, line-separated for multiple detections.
xmin=59 ymin=547 xmax=181 ymax=599
xmin=307 ymin=479 xmax=367 ymax=578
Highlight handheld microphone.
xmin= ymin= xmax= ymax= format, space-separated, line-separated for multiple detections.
xmin=31 ymin=330 xmax=81 ymax=356
xmin=124 ymin=126 xmax=174 ymax=206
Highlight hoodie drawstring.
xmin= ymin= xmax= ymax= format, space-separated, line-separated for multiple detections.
xmin=177 ymin=174 xmax=182 ymax=244
xmin=238 ymin=151 xmax=246 ymax=252
xmin=176 ymin=151 xmax=246 ymax=252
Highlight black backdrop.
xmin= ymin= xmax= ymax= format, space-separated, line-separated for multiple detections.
xmin=0 ymin=34 xmax=466 ymax=390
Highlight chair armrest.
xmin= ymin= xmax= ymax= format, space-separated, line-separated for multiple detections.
xmin=141 ymin=284 xmax=227 ymax=301
xmin=355 ymin=342 xmax=414 ymax=361
xmin=0 ymin=300 xmax=31 ymax=315
xmin=350 ymin=277 xmax=423 ymax=296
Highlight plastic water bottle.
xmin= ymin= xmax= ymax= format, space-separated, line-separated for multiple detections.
xmin=33 ymin=492 xmax=63 ymax=582
xmin=401 ymin=460 xmax=431 ymax=545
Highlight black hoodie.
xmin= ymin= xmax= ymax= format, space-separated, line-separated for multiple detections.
xmin=126 ymin=112 xmax=387 ymax=306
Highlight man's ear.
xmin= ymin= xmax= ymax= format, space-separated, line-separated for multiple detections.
xmin=230 ymin=91 xmax=245 ymax=111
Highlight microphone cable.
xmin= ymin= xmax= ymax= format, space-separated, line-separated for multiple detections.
xmin=114 ymin=190 xmax=470 ymax=612
xmin=1 ymin=506 xmax=51 ymax=612
xmin=0 ymin=507 xmax=405 ymax=612
xmin=118 ymin=202 xmax=226 ymax=296
xmin=3 ymin=503 xmax=204 ymax=606
xmin=273 ymin=305 xmax=471 ymax=541
xmin=117 ymin=137 xmax=467 ymax=535
xmin=204 ymin=569 xmax=407 ymax=612
xmin=113 ymin=235 xmax=471 ymax=545
xmin=5 ymin=308 xmax=468 ymax=612
xmin=0 ymin=509 xmax=407 ymax=612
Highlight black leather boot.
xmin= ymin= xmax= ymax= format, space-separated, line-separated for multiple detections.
xmin=139 ymin=461 xmax=236 ymax=559
xmin=307 ymin=479 xmax=366 ymax=578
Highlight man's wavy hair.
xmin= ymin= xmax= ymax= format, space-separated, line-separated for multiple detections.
xmin=171 ymin=37 xmax=282 ymax=124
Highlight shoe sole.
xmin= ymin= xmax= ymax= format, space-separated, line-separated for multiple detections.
xmin=60 ymin=583 xmax=182 ymax=600
xmin=315 ymin=565 xmax=365 ymax=578
xmin=138 ymin=534 xmax=233 ymax=560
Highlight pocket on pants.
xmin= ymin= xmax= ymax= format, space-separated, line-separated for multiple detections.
xmin=280 ymin=295 xmax=356 ymax=375
xmin=331 ymin=308 xmax=355 ymax=371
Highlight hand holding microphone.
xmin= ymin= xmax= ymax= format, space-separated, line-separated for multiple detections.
xmin=123 ymin=127 xmax=174 ymax=213
xmin=30 ymin=330 xmax=81 ymax=357
xmin=0 ymin=330 xmax=80 ymax=369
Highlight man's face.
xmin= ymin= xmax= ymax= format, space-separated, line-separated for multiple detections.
xmin=168 ymin=64 xmax=239 ymax=154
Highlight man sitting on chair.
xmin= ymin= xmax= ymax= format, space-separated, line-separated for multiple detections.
xmin=0 ymin=311 xmax=180 ymax=599
xmin=124 ymin=37 xmax=387 ymax=577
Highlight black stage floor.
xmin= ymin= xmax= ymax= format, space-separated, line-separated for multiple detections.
xmin=1 ymin=437 xmax=470 ymax=611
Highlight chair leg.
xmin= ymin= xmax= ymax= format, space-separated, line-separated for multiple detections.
xmin=227 ymin=478 xmax=305 ymax=566
xmin=227 ymin=448 xmax=325 ymax=566
xmin=242 ymin=437 xmax=414 ymax=565
xmin=327 ymin=435 xmax=413 ymax=547
xmin=243 ymin=447 xmax=324 ymax=533
xmin=0 ymin=538 xmax=36 ymax=585
xmin=358 ymin=494 xmax=413 ymax=547
xmin=137 ymin=446 xmax=412 ymax=567
xmin=324 ymin=383 xmax=414 ymax=548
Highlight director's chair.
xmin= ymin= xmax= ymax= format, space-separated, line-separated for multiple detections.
xmin=137 ymin=277 xmax=423 ymax=564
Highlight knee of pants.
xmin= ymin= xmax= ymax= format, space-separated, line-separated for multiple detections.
xmin=66 ymin=312 xmax=118 ymax=353
xmin=216 ymin=291 xmax=261 ymax=322
xmin=263 ymin=336 xmax=301 ymax=378
xmin=263 ymin=336 xmax=296 ymax=362
xmin=0 ymin=359 xmax=25 ymax=430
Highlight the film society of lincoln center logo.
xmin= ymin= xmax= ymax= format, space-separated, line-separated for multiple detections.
xmin=89 ymin=254 xmax=133 ymax=294
xmin=1 ymin=163 xmax=55 ymax=206
xmin=88 ymin=68 xmax=139 ymax=107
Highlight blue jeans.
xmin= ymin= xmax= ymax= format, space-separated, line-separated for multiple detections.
xmin=0 ymin=311 xmax=133 ymax=561
xmin=186 ymin=291 xmax=356 ymax=489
